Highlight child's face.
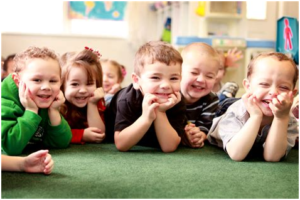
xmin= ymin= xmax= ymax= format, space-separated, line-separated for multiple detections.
xmin=243 ymin=57 xmax=296 ymax=117
xmin=102 ymin=62 xmax=120 ymax=93
xmin=133 ymin=61 xmax=181 ymax=103
xmin=64 ymin=66 xmax=97 ymax=108
xmin=16 ymin=58 xmax=61 ymax=108
xmin=181 ymin=53 xmax=219 ymax=104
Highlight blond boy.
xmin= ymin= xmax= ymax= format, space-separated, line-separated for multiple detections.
xmin=208 ymin=52 xmax=298 ymax=161
xmin=180 ymin=43 xmax=221 ymax=148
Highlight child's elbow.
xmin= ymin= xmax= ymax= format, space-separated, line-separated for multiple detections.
xmin=115 ymin=142 xmax=130 ymax=152
xmin=161 ymin=139 xmax=180 ymax=153
xmin=114 ymin=136 xmax=130 ymax=152
xmin=161 ymin=146 xmax=177 ymax=153
xmin=263 ymin=154 xmax=283 ymax=162
xmin=228 ymin=152 xmax=246 ymax=162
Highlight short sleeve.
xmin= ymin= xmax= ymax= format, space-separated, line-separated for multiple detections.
xmin=114 ymin=99 xmax=140 ymax=132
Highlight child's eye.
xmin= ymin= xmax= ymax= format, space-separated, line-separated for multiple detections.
xmin=280 ymin=86 xmax=290 ymax=90
xmin=50 ymin=80 xmax=58 ymax=83
xmin=191 ymin=72 xmax=198 ymax=75
xmin=206 ymin=75 xmax=214 ymax=79
xmin=71 ymin=83 xmax=79 ymax=86
xmin=170 ymin=77 xmax=179 ymax=81
xmin=259 ymin=83 xmax=269 ymax=87
xmin=150 ymin=76 xmax=159 ymax=80
xmin=33 ymin=79 xmax=41 ymax=82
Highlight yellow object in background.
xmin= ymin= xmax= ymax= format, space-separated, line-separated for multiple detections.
xmin=196 ymin=1 xmax=206 ymax=17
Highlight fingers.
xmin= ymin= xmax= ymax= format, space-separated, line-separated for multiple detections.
xmin=95 ymin=87 xmax=105 ymax=97
xmin=270 ymin=92 xmax=294 ymax=118
xmin=19 ymin=81 xmax=25 ymax=98
xmin=90 ymin=127 xmax=102 ymax=133
xmin=44 ymin=154 xmax=54 ymax=175
xmin=29 ymin=149 xmax=49 ymax=159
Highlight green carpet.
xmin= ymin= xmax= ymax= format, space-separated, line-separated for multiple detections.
xmin=1 ymin=144 xmax=299 ymax=199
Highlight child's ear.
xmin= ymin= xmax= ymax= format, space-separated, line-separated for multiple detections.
xmin=292 ymin=88 xmax=298 ymax=96
xmin=131 ymin=73 xmax=140 ymax=90
xmin=11 ymin=73 xmax=20 ymax=87
xmin=242 ymin=78 xmax=250 ymax=91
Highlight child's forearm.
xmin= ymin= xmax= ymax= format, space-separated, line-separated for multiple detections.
xmin=48 ymin=108 xmax=61 ymax=126
xmin=1 ymin=155 xmax=25 ymax=172
xmin=154 ymin=112 xmax=181 ymax=153
xmin=263 ymin=117 xmax=289 ymax=162
xmin=114 ymin=116 xmax=152 ymax=151
xmin=87 ymin=103 xmax=105 ymax=132
xmin=226 ymin=116 xmax=262 ymax=161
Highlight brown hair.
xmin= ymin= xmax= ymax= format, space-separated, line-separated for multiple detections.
xmin=134 ymin=41 xmax=183 ymax=76
xmin=59 ymin=51 xmax=76 ymax=67
xmin=3 ymin=54 xmax=16 ymax=71
xmin=60 ymin=49 xmax=104 ymax=128
xmin=100 ymin=59 xmax=126 ymax=83
xmin=181 ymin=42 xmax=221 ymax=67
xmin=247 ymin=52 xmax=298 ymax=87
xmin=14 ymin=46 xmax=60 ymax=73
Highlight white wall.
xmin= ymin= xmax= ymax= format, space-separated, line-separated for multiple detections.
xmin=1 ymin=33 xmax=135 ymax=87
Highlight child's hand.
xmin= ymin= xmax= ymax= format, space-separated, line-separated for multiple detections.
xmin=142 ymin=93 xmax=159 ymax=121
xmin=158 ymin=91 xmax=181 ymax=112
xmin=24 ymin=150 xmax=54 ymax=175
xmin=18 ymin=81 xmax=38 ymax=113
xmin=89 ymin=87 xmax=105 ymax=104
xmin=82 ymin=127 xmax=105 ymax=143
xmin=242 ymin=92 xmax=263 ymax=118
xmin=185 ymin=123 xmax=206 ymax=148
xmin=107 ymin=84 xmax=121 ymax=94
xmin=225 ymin=47 xmax=243 ymax=67
xmin=269 ymin=91 xmax=294 ymax=119
xmin=50 ymin=91 xmax=65 ymax=110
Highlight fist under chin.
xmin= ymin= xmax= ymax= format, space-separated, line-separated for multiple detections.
xmin=156 ymin=98 xmax=168 ymax=104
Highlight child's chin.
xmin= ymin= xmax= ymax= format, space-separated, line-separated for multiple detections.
xmin=37 ymin=104 xmax=52 ymax=109
xmin=156 ymin=98 xmax=168 ymax=104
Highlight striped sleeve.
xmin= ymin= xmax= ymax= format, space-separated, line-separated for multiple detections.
xmin=198 ymin=95 xmax=219 ymax=133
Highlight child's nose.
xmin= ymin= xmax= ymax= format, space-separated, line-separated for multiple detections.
xmin=196 ymin=74 xmax=205 ymax=82
xmin=269 ymin=87 xmax=279 ymax=97
xmin=41 ymin=82 xmax=50 ymax=90
xmin=160 ymin=81 xmax=171 ymax=89
xmin=79 ymin=86 xmax=88 ymax=93
xmin=103 ymin=75 xmax=108 ymax=82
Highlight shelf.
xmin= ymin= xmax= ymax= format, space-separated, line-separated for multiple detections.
xmin=204 ymin=13 xmax=243 ymax=19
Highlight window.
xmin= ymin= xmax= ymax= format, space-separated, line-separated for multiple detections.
xmin=0 ymin=1 xmax=128 ymax=38
xmin=0 ymin=1 xmax=64 ymax=34
xmin=246 ymin=1 xmax=267 ymax=20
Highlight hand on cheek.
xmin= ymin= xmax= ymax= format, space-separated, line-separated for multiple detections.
xmin=269 ymin=91 xmax=294 ymax=119
xmin=19 ymin=81 xmax=38 ymax=113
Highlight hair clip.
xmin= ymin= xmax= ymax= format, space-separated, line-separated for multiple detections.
xmin=121 ymin=66 xmax=127 ymax=78
xmin=85 ymin=46 xmax=102 ymax=58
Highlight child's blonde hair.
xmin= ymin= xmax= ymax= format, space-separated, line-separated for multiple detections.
xmin=247 ymin=52 xmax=298 ymax=87
xmin=100 ymin=59 xmax=126 ymax=83
xmin=134 ymin=41 xmax=182 ymax=76
xmin=14 ymin=46 xmax=60 ymax=73
xmin=181 ymin=42 xmax=221 ymax=67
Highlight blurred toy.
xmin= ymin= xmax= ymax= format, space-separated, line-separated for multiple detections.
xmin=196 ymin=2 xmax=206 ymax=17
xmin=161 ymin=17 xmax=171 ymax=43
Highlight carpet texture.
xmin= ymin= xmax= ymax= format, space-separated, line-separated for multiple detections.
xmin=1 ymin=143 xmax=299 ymax=198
